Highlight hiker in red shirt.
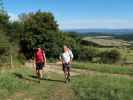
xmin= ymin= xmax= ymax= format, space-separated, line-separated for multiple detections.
xmin=34 ymin=48 xmax=46 ymax=79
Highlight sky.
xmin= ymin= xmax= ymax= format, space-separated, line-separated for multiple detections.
xmin=3 ymin=0 xmax=133 ymax=29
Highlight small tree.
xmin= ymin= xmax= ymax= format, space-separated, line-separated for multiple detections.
xmin=100 ymin=49 xmax=121 ymax=64
xmin=76 ymin=46 xmax=98 ymax=61
xmin=0 ymin=31 xmax=10 ymax=64
xmin=0 ymin=12 xmax=10 ymax=30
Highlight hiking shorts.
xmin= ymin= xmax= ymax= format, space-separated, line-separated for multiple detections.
xmin=63 ymin=63 xmax=71 ymax=72
xmin=36 ymin=62 xmax=45 ymax=70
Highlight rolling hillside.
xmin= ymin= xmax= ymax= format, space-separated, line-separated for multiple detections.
xmin=81 ymin=36 xmax=131 ymax=47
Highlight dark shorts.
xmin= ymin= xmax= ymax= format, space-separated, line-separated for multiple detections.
xmin=36 ymin=62 xmax=45 ymax=70
xmin=63 ymin=63 xmax=71 ymax=72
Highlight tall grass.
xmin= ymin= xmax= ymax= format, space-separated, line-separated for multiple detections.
xmin=0 ymin=68 xmax=30 ymax=98
xmin=0 ymin=67 xmax=66 ymax=100
xmin=72 ymin=62 xmax=133 ymax=76
xmin=71 ymin=74 xmax=133 ymax=100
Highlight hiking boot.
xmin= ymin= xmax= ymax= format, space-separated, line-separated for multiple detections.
xmin=68 ymin=78 xmax=71 ymax=82
xmin=65 ymin=78 xmax=68 ymax=83
xmin=38 ymin=80 xmax=41 ymax=83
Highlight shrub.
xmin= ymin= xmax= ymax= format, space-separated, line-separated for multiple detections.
xmin=75 ymin=46 xmax=98 ymax=61
xmin=100 ymin=49 xmax=121 ymax=64
xmin=0 ymin=31 xmax=11 ymax=64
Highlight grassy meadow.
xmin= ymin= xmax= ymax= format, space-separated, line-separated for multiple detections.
xmin=0 ymin=62 xmax=132 ymax=100
xmin=0 ymin=67 xmax=68 ymax=100
xmin=72 ymin=62 xmax=133 ymax=76
xmin=71 ymin=74 xmax=133 ymax=100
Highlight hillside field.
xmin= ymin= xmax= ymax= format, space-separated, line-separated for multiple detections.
xmin=81 ymin=36 xmax=133 ymax=63
xmin=0 ymin=63 xmax=133 ymax=100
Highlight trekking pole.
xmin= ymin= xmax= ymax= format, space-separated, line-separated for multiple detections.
xmin=32 ymin=60 xmax=36 ymax=76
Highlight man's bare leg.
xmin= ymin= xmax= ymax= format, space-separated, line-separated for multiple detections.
xmin=67 ymin=71 xmax=70 ymax=82
xmin=64 ymin=68 xmax=68 ymax=83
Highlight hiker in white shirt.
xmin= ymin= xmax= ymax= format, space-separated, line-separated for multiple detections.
xmin=60 ymin=45 xmax=74 ymax=83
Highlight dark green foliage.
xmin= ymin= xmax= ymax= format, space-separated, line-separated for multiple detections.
xmin=0 ymin=31 xmax=10 ymax=64
xmin=22 ymin=11 xmax=58 ymax=32
xmin=0 ymin=13 xmax=10 ymax=64
xmin=0 ymin=12 xmax=24 ymax=65
xmin=100 ymin=49 xmax=121 ymax=64
xmin=20 ymin=11 xmax=77 ymax=59
xmin=19 ymin=11 xmax=59 ymax=58
xmin=0 ymin=12 xmax=10 ymax=31
xmin=114 ymin=34 xmax=133 ymax=41
xmin=67 ymin=32 xmax=82 ymax=42
xmin=8 ymin=21 xmax=24 ymax=43
xmin=74 ymin=46 xmax=98 ymax=61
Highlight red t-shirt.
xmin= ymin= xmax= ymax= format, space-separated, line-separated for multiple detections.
xmin=35 ymin=50 xmax=45 ymax=63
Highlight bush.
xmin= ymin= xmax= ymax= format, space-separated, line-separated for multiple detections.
xmin=100 ymin=49 xmax=121 ymax=64
xmin=0 ymin=31 xmax=11 ymax=64
xmin=0 ymin=47 xmax=10 ymax=64
xmin=75 ymin=46 xmax=98 ymax=61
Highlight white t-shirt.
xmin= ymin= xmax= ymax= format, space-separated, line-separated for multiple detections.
xmin=60 ymin=50 xmax=73 ymax=63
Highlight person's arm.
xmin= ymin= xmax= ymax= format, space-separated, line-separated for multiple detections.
xmin=69 ymin=50 xmax=74 ymax=63
xmin=33 ymin=53 xmax=36 ymax=68
xmin=44 ymin=53 xmax=47 ymax=64
xmin=42 ymin=50 xmax=47 ymax=64
xmin=60 ymin=54 xmax=64 ymax=64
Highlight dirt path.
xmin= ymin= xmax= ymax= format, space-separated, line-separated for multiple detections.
xmin=49 ymin=63 xmax=133 ymax=80
xmin=25 ymin=62 xmax=133 ymax=80
xmin=25 ymin=62 xmax=80 ymax=76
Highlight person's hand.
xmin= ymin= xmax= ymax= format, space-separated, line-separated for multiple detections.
xmin=45 ymin=62 xmax=47 ymax=67
xmin=69 ymin=61 xmax=72 ymax=64
xmin=33 ymin=63 xmax=35 ymax=68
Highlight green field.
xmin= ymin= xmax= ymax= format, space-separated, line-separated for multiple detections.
xmin=0 ymin=67 xmax=75 ymax=100
xmin=72 ymin=62 xmax=133 ymax=76
xmin=97 ymin=47 xmax=133 ymax=62
xmin=71 ymin=74 xmax=133 ymax=100
xmin=83 ymin=45 xmax=133 ymax=62
xmin=82 ymin=36 xmax=133 ymax=62
xmin=0 ymin=63 xmax=133 ymax=100
xmin=82 ymin=36 xmax=131 ymax=47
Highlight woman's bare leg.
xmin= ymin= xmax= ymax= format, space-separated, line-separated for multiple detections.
xmin=36 ymin=70 xmax=40 ymax=78
xmin=39 ymin=70 xmax=43 ymax=79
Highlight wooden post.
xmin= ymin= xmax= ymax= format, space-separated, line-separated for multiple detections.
xmin=10 ymin=55 xmax=13 ymax=68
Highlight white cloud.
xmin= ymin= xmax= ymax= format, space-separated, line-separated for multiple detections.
xmin=59 ymin=19 xmax=133 ymax=29
xmin=8 ymin=13 xmax=18 ymax=21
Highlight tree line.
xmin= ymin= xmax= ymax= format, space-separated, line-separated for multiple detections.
xmin=0 ymin=11 xmax=121 ymax=64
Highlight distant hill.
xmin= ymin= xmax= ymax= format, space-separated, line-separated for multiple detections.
xmin=64 ymin=29 xmax=133 ymax=43
xmin=81 ymin=36 xmax=131 ymax=47
xmin=115 ymin=34 xmax=133 ymax=41
xmin=64 ymin=29 xmax=133 ymax=34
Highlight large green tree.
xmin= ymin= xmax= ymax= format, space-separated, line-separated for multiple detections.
xmin=9 ymin=21 xmax=24 ymax=43
xmin=0 ymin=12 xmax=10 ymax=32
xmin=0 ymin=12 xmax=11 ymax=64
xmin=20 ymin=11 xmax=76 ymax=59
